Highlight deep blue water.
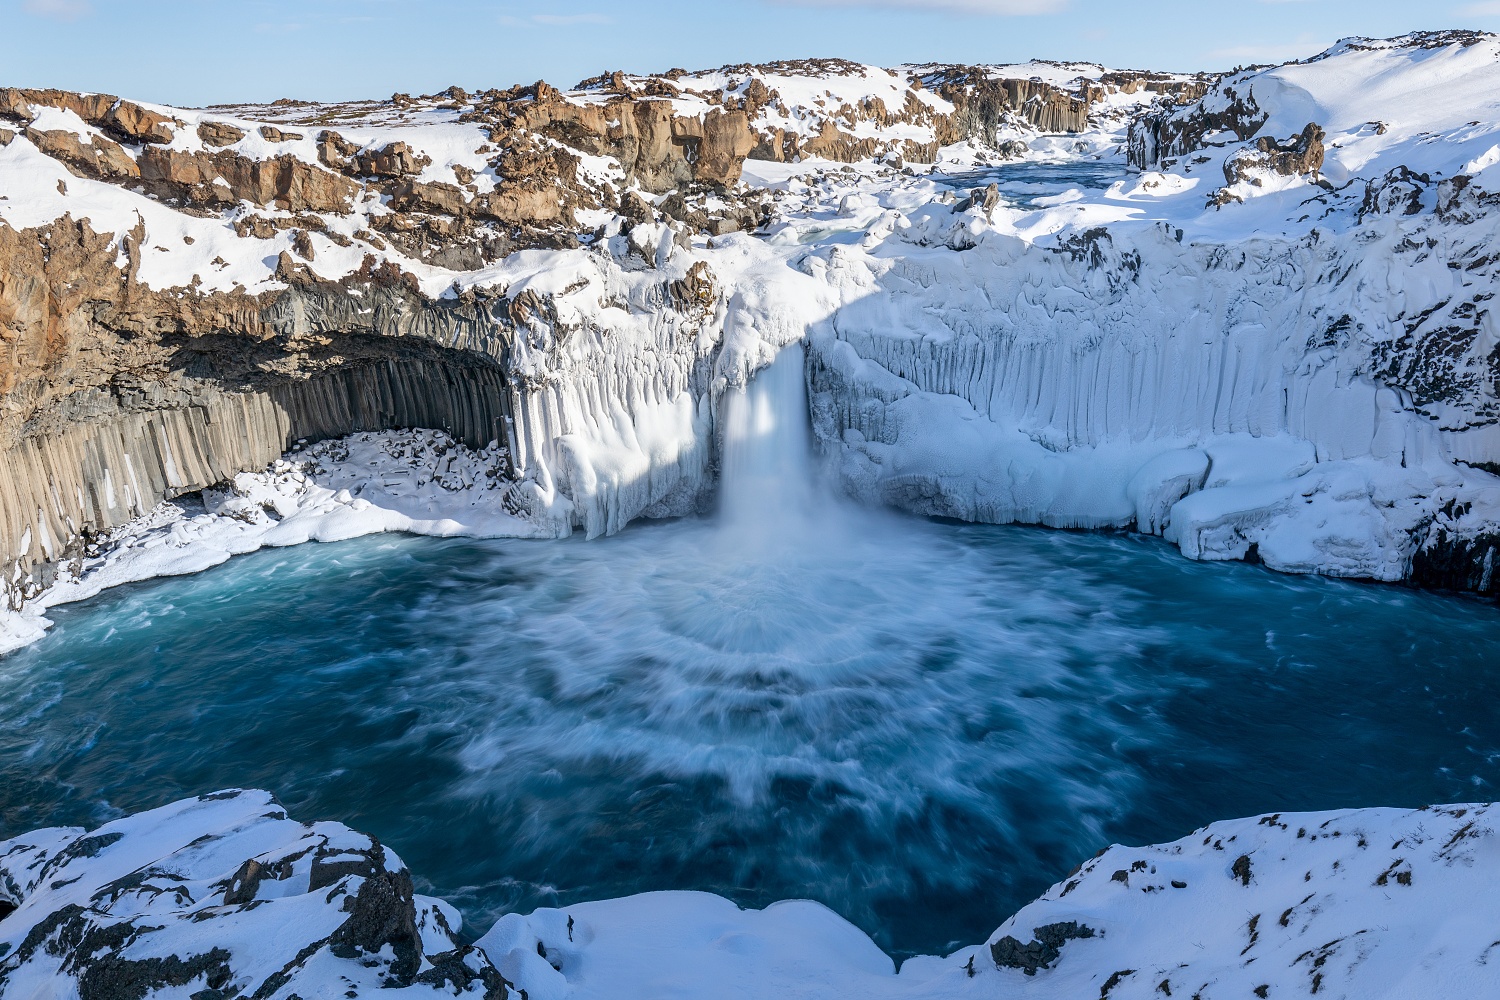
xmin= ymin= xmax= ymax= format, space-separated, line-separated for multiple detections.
xmin=1 ymin=510 xmax=1498 ymax=959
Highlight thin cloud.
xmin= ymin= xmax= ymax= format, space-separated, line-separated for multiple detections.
xmin=23 ymin=0 xmax=92 ymax=20
xmin=531 ymin=12 xmax=612 ymax=25
xmin=1203 ymin=37 xmax=1329 ymax=66
xmin=773 ymin=0 xmax=1066 ymax=14
xmin=499 ymin=12 xmax=613 ymax=27
xmin=1457 ymin=1 xmax=1500 ymax=14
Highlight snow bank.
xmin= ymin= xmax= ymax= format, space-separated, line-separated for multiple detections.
xmin=3 ymin=792 xmax=1495 ymax=998
xmin=0 ymin=429 xmax=537 ymax=656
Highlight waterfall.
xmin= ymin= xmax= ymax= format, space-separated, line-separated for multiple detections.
xmin=717 ymin=343 xmax=815 ymax=533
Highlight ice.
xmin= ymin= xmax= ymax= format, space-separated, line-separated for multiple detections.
xmin=3 ymin=33 xmax=1500 ymax=652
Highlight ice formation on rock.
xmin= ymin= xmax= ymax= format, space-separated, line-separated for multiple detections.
xmin=1 ymin=32 xmax=1499 ymax=648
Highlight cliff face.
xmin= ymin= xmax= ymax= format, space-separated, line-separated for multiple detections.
xmin=2 ymin=38 xmax=1499 ymax=624
xmin=1 ymin=57 xmax=1188 ymax=608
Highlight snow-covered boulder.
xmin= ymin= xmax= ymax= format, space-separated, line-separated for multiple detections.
xmin=0 ymin=790 xmax=506 ymax=998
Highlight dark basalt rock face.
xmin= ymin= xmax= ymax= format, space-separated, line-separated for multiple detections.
xmin=1411 ymin=500 xmax=1500 ymax=595
xmin=1128 ymin=80 xmax=1268 ymax=170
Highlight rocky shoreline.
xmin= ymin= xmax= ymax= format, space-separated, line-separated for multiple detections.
xmin=1 ymin=790 xmax=1494 ymax=998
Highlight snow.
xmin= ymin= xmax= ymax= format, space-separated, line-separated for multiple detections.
xmin=4 ymin=792 xmax=1496 ymax=998
xmin=3 ymin=33 xmax=1500 ymax=646
xmin=0 ymin=430 xmax=537 ymax=656
xmin=0 ymin=789 xmax=497 ymax=997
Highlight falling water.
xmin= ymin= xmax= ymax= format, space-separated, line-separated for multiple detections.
xmin=6 ymin=344 xmax=1500 ymax=960
xmin=717 ymin=342 xmax=816 ymax=531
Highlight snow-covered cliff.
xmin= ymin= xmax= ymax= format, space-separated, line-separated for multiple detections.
xmin=2 ymin=33 xmax=1499 ymax=652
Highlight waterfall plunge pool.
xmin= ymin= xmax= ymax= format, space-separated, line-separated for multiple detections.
xmin=2 ymin=508 xmax=1499 ymax=959
xmin=4 ymin=346 xmax=1500 ymax=959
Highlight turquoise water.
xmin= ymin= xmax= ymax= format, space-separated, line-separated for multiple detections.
xmin=1 ymin=512 xmax=1498 ymax=959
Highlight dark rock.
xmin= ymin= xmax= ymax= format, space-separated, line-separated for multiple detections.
xmin=1222 ymin=122 xmax=1325 ymax=185
xmin=77 ymin=947 xmax=232 ymax=1000
xmin=222 ymin=858 xmax=264 ymax=905
xmin=327 ymin=866 xmax=421 ymax=984
xmin=991 ymin=920 xmax=1096 ymax=975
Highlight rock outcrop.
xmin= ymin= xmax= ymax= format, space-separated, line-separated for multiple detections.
xmin=1 ymin=36 xmax=1498 ymax=626
xmin=0 ymin=791 xmax=510 ymax=998
xmin=1221 ymin=122 xmax=1326 ymax=184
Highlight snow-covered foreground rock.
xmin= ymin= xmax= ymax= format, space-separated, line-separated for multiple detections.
xmin=1 ymin=791 xmax=1495 ymax=998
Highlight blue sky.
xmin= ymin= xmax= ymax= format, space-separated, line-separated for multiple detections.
xmin=4 ymin=0 xmax=1500 ymax=105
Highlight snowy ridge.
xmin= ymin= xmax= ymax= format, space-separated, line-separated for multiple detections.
xmin=1 ymin=791 xmax=1495 ymax=998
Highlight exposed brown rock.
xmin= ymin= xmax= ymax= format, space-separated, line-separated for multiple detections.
xmin=291 ymin=229 xmax=315 ymax=261
xmin=24 ymin=127 xmax=140 ymax=181
xmin=139 ymin=147 xmax=360 ymax=213
xmin=668 ymin=260 xmax=717 ymax=313
xmin=259 ymin=125 xmax=303 ymax=143
xmin=356 ymin=140 xmax=431 ymax=178
xmin=103 ymin=100 xmax=176 ymax=144
xmin=1222 ymin=122 xmax=1326 ymax=185
xmin=389 ymin=179 xmax=469 ymax=216
xmin=0 ymin=88 xmax=175 ymax=144
xmin=0 ymin=87 xmax=115 ymax=126
xmin=697 ymin=110 xmax=758 ymax=185
xmin=196 ymin=121 xmax=245 ymax=148
xmin=316 ymin=129 xmax=361 ymax=170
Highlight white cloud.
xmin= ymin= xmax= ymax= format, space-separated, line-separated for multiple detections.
xmin=773 ymin=0 xmax=1066 ymax=15
xmin=23 ymin=0 xmax=92 ymax=20
xmin=1457 ymin=1 xmax=1500 ymax=14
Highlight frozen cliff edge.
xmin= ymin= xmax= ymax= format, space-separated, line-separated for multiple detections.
xmin=1 ymin=789 xmax=1496 ymax=998
xmin=802 ymin=31 xmax=1500 ymax=591
xmin=2 ymin=33 xmax=1500 ymax=638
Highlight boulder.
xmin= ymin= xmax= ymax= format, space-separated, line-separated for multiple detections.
xmin=356 ymin=140 xmax=431 ymax=178
xmin=1222 ymin=122 xmax=1326 ymax=184
xmin=25 ymin=127 xmax=141 ymax=181
xmin=102 ymin=100 xmax=176 ymax=144
xmin=196 ymin=121 xmax=245 ymax=148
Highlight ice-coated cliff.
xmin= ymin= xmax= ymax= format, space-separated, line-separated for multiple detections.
xmin=1 ymin=32 xmax=1499 ymax=651
xmin=2 ymin=790 xmax=1495 ymax=998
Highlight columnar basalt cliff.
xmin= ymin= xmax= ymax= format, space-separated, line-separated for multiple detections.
xmin=2 ymin=35 xmax=1500 ymax=640
xmin=0 ymin=58 xmax=1198 ymax=612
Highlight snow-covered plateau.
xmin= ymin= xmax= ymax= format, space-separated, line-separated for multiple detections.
xmin=2 ymin=27 xmax=1500 ymax=999
xmin=2 ymin=32 xmax=1499 ymax=651
xmin=2 ymin=789 xmax=1496 ymax=998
